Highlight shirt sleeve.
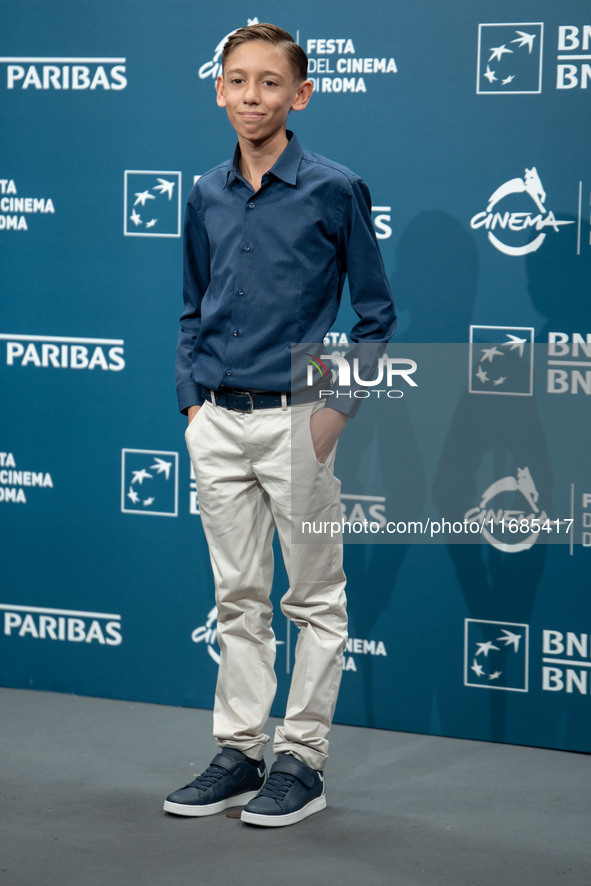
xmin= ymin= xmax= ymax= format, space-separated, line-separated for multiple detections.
xmin=175 ymin=196 xmax=211 ymax=413
xmin=331 ymin=177 xmax=397 ymax=417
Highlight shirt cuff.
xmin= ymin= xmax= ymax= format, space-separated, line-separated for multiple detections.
xmin=177 ymin=381 xmax=204 ymax=414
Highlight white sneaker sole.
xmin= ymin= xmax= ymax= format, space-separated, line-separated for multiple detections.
xmin=163 ymin=789 xmax=261 ymax=817
xmin=240 ymin=794 xmax=327 ymax=827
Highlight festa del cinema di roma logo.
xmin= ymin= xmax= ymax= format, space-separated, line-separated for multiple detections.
xmin=197 ymin=16 xmax=397 ymax=95
xmin=464 ymin=466 xmax=561 ymax=554
xmin=470 ymin=167 xmax=574 ymax=256
xmin=0 ymin=451 xmax=53 ymax=504
xmin=0 ymin=178 xmax=54 ymax=232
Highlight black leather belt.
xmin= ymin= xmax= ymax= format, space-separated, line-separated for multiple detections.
xmin=199 ymin=385 xmax=291 ymax=413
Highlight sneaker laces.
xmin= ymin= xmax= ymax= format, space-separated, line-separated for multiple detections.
xmin=256 ymin=770 xmax=296 ymax=800
xmin=186 ymin=764 xmax=227 ymax=791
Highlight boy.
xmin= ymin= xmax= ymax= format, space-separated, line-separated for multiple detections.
xmin=165 ymin=23 xmax=395 ymax=827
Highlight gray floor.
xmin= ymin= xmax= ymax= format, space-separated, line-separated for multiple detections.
xmin=2 ymin=688 xmax=589 ymax=886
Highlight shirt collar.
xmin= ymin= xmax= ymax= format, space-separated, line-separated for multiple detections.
xmin=225 ymin=131 xmax=302 ymax=189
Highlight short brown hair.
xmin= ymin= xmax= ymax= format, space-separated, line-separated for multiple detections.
xmin=222 ymin=22 xmax=308 ymax=82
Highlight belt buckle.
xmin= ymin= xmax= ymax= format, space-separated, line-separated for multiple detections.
xmin=233 ymin=390 xmax=254 ymax=413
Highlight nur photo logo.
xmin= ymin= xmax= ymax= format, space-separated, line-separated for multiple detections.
xmin=304 ymin=350 xmax=417 ymax=402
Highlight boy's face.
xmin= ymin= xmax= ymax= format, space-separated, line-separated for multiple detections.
xmin=217 ymin=41 xmax=312 ymax=144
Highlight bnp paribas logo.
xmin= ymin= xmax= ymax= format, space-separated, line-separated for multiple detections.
xmin=464 ymin=619 xmax=529 ymax=692
xmin=121 ymin=449 xmax=178 ymax=516
xmin=123 ymin=171 xmax=181 ymax=238
xmin=469 ymin=325 xmax=534 ymax=396
xmin=477 ymin=23 xmax=543 ymax=94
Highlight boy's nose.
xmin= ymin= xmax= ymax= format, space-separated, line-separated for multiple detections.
xmin=243 ymin=84 xmax=260 ymax=103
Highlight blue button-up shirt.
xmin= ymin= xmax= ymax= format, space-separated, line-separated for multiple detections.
xmin=176 ymin=131 xmax=396 ymax=414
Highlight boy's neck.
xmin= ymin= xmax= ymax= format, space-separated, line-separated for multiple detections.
xmin=237 ymin=130 xmax=289 ymax=193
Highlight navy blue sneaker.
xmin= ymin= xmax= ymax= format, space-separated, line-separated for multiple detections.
xmin=163 ymin=748 xmax=266 ymax=817
xmin=240 ymin=753 xmax=326 ymax=827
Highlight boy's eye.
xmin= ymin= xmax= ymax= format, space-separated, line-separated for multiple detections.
xmin=263 ymin=80 xmax=277 ymax=87
xmin=230 ymin=78 xmax=244 ymax=85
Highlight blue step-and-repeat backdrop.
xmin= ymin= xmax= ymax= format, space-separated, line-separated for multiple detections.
xmin=1 ymin=0 xmax=590 ymax=753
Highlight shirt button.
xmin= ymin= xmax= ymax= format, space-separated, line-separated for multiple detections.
xmin=242 ymin=244 xmax=250 ymax=252
xmin=236 ymin=289 xmax=245 ymax=296
xmin=233 ymin=329 xmax=239 ymax=336
xmin=225 ymin=369 xmax=233 ymax=376
xmin=248 ymin=202 xmax=255 ymax=209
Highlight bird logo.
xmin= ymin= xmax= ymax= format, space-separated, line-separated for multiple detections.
xmin=121 ymin=449 xmax=178 ymax=515
xmin=465 ymin=620 xmax=529 ymax=691
xmin=469 ymin=327 xmax=534 ymax=396
xmin=477 ymin=24 xmax=543 ymax=95
xmin=124 ymin=172 xmax=181 ymax=237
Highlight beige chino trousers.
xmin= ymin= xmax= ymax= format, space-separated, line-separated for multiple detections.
xmin=185 ymin=398 xmax=347 ymax=771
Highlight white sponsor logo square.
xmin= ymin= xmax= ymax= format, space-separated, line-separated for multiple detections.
xmin=477 ymin=23 xmax=543 ymax=94
xmin=469 ymin=325 xmax=534 ymax=396
xmin=464 ymin=619 xmax=529 ymax=691
xmin=123 ymin=170 xmax=181 ymax=237
xmin=121 ymin=449 xmax=178 ymax=516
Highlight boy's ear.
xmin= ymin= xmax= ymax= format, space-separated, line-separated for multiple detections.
xmin=216 ymin=75 xmax=227 ymax=108
xmin=291 ymin=79 xmax=313 ymax=112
